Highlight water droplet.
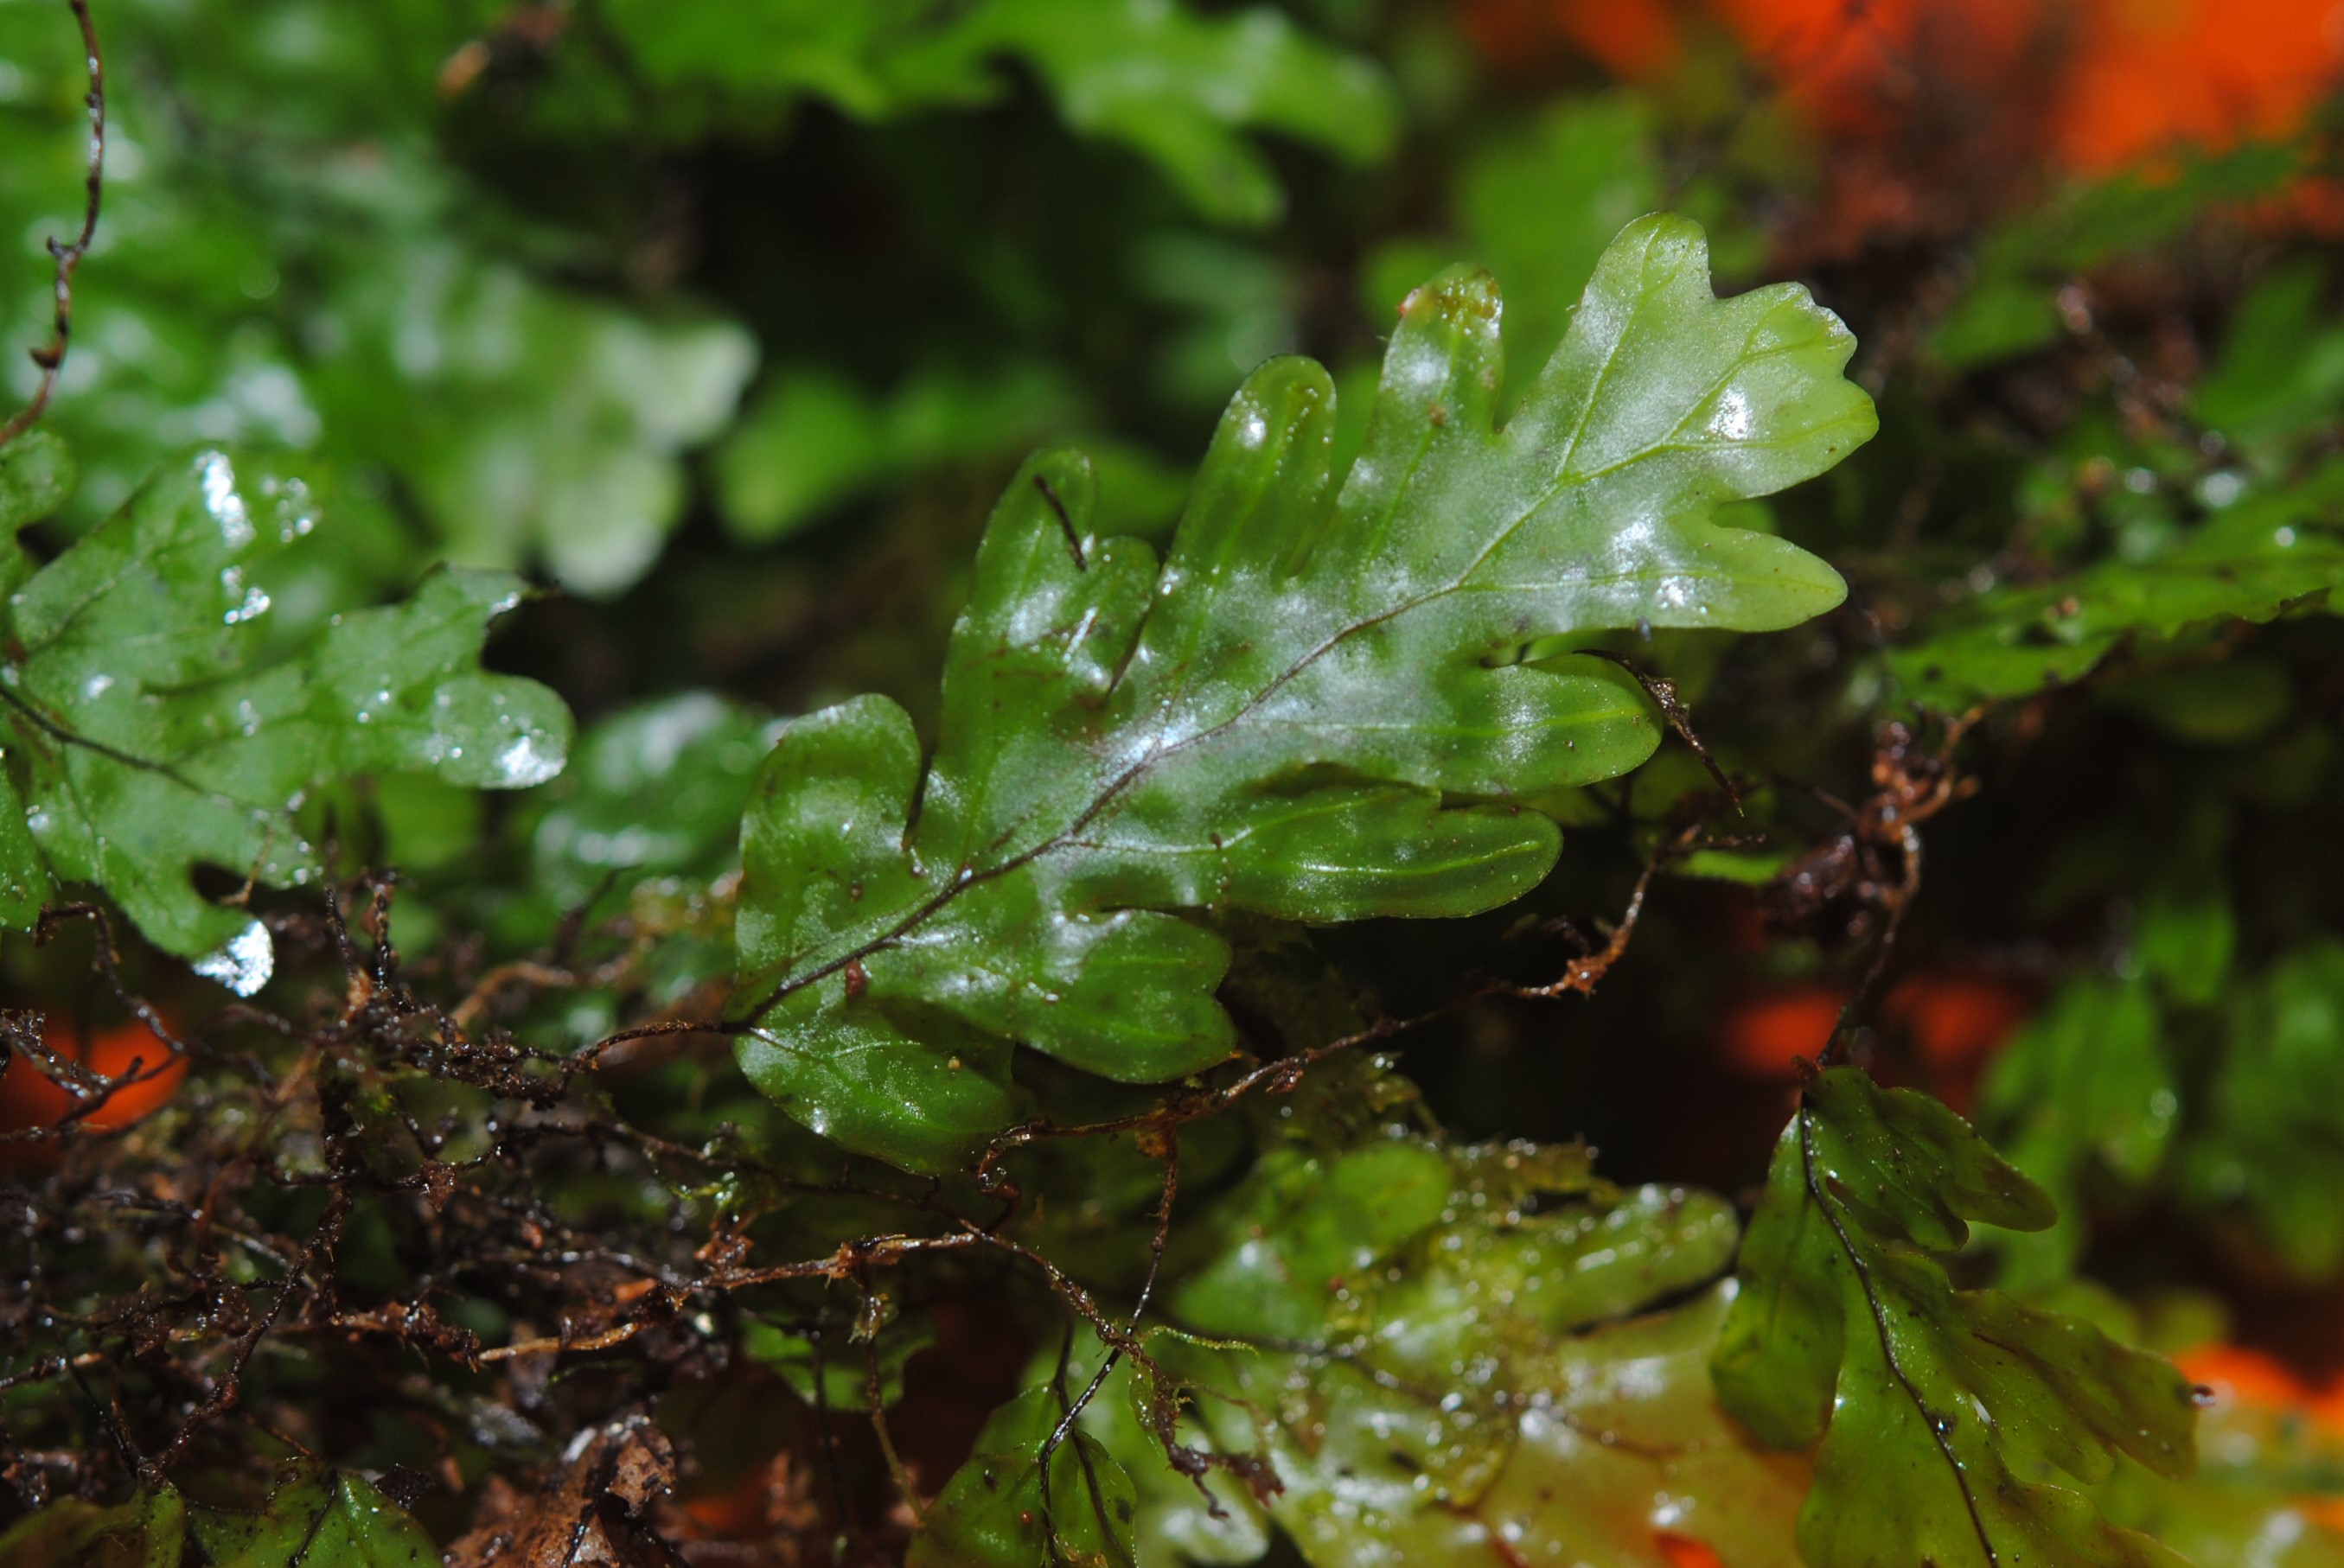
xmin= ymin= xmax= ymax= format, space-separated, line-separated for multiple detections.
xmin=199 ymin=451 xmax=255 ymax=549
xmin=495 ymin=733 xmax=561 ymax=787
xmin=192 ymin=920 xmax=274 ymax=997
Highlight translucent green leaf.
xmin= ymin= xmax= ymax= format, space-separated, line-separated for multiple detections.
xmin=597 ymin=0 xmax=1395 ymax=226
xmin=0 ymin=449 xmax=572 ymax=977
xmin=1051 ymin=1125 xmax=1788 ymax=1568
xmin=0 ymin=1486 xmax=185 ymax=1568
xmin=731 ymin=214 xmax=1873 ymax=1170
xmin=1715 ymin=1069 xmax=2199 ymax=1568
xmin=743 ymin=1311 xmax=937 ymax=1410
xmin=188 ymin=1467 xmax=434 ymax=1568
xmin=2194 ymin=261 xmax=2344 ymax=456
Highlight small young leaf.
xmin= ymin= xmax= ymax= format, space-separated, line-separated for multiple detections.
xmin=188 ymin=1466 xmax=434 ymax=1567
xmin=0 ymin=449 xmax=572 ymax=979
xmin=732 ymin=214 xmax=1874 ymax=1170
xmin=1715 ymin=1068 xmax=2200 ymax=1568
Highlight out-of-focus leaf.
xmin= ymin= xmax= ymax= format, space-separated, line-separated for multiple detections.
xmin=907 ymin=1383 xmax=1140 ymax=1568
xmin=0 ymin=449 xmax=571 ymax=975
xmin=1887 ymin=472 xmax=2344 ymax=708
xmin=316 ymin=262 xmax=755 ymax=596
xmin=731 ymin=214 xmax=1872 ymax=1171
xmin=1135 ymin=233 xmax=1300 ymax=411
xmin=2101 ymin=656 xmax=2296 ymax=745
xmin=1931 ymin=146 xmax=2299 ymax=368
xmin=0 ymin=0 xmax=752 ymax=596
xmin=1981 ymin=976 xmax=2177 ymax=1288
xmin=596 ymin=0 xmax=1396 ymax=226
xmin=527 ymin=692 xmax=781 ymax=909
xmin=0 ymin=1486 xmax=185 ymax=1568
xmin=715 ymin=364 xmax=1076 ymax=543
xmin=0 ymin=428 xmax=73 ymax=532
xmin=2194 ymin=261 xmax=2344 ymax=459
xmin=188 ymin=1466 xmax=434 ymax=1567
xmin=2184 ymin=941 xmax=2344 ymax=1278
xmin=1715 ymin=1068 xmax=2198 ymax=1568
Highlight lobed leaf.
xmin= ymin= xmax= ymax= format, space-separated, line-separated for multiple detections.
xmin=731 ymin=214 xmax=1874 ymax=1170
xmin=597 ymin=0 xmax=1395 ymax=226
xmin=964 ymin=1121 xmax=1796 ymax=1568
xmin=0 ymin=449 xmax=572 ymax=981
xmin=1888 ymin=468 xmax=2344 ymax=709
xmin=1715 ymin=1068 xmax=2200 ymax=1568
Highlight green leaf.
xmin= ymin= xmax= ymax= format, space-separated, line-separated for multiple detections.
xmin=715 ymin=365 xmax=1077 ymax=543
xmin=908 ymin=1383 xmax=1140 ymax=1568
xmin=0 ymin=1487 xmax=185 ymax=1568
xmin=1051 ymin=1123 xmax=1784 ymax=1567
xmin=0 ymin=449 xmax=572 ymax=977
xmin=1887 ymin=467 xmax=2344 ymax=708
xmin=1366 ymin=94 xmax=1666 ymax=409
xmin=0 ymin=429 xmax=74 ymax=534
xmin=2194 ymin=260 xmax=2344 ymax=457
xmin=188 ymin=1466 xmax=434 ymax=1568
xmin=597 ymin=0 xmax=1396 ymax=226
xmin=1715 ymin=1068 xmax=2200 ymax=1568
xmin=526 ymin=692 xmax=780 ymax=909
xmin=731 ymin=214 xmax=1872 ymax=1170
xmin=1981 ymin=976 xmax=2178 ymax=1288
xmin=336 ymin=272 xmax=754 ymax=597
xmin=2096 ymin=1354 xmax=2344 ymax=1568
xmin=0 ymin=10 xmax=754 ymax=598
xmin=2182 ymin=941 xmax=2344 ymax=1278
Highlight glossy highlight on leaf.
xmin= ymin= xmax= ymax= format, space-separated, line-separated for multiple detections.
xmin=731 ymin=214 xmax=1874 ymax=1170
xmin=0 ymin=448 xmax=572 ymax=977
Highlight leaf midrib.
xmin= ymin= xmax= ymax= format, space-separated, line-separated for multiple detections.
xmin=744 ymin=290 xmax=1831 ymax=1023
